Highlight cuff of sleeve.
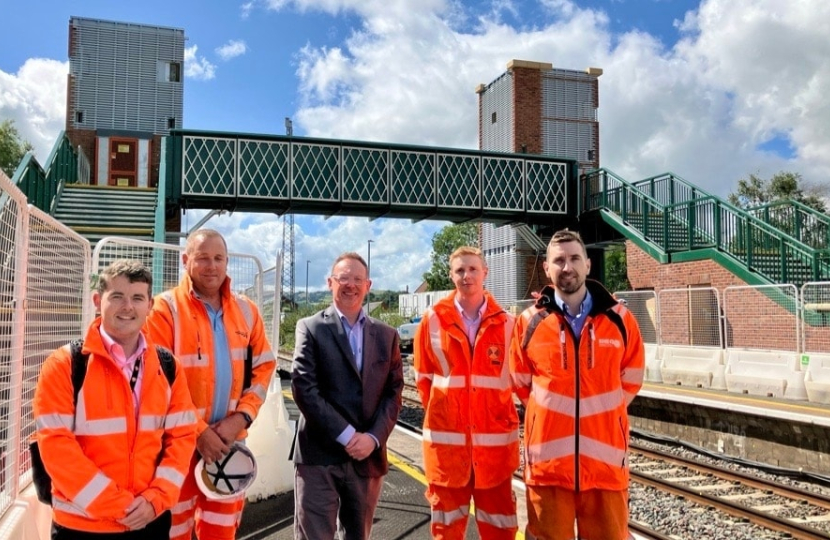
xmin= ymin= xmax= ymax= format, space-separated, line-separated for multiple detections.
xmin=367 ymin=433 xmax=379 ymax=449
xmin=143 ymin=490 xmax=162 ymax=517
xmin=336 ymin=425 xmax=356 ymax=446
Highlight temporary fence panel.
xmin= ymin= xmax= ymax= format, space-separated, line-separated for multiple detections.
xmin=801 ymin=282 xmax=830 ymax=354
xmin=614 ymin=290 xmax=659 ymax=345
xmin=723 ymin=284 xmax=799 ymax=352
xmin=657 ymin=287 xmax=723 ymax=348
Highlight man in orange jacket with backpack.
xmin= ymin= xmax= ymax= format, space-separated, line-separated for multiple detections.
xmin=34 ymin=260 xmax=197 ymax=538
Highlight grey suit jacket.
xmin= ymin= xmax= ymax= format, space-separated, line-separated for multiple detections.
xmin=291 ymin=305 xmax=403 ymax=477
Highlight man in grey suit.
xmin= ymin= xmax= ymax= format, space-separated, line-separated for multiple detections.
xmin=292 ymin=251 xmax=404 ymax=540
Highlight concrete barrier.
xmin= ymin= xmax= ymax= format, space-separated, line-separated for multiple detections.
xmin=724 ymin=349 xmax=807 ymax=400
xmin=644 ymin=344 xmax=662 ymax=382
xmin=0 ymin=484 xmax=52 ymax=540
xmin=245 ymin=375 xmax=295 ymax=501
xmin=803 ymin=353 xmax=830 ymax=405
xmin=660 ymin=346 xmax=725 ymax=389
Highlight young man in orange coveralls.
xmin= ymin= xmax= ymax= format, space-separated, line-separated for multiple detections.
xmin=510 ymin=230 xmax=644 ymax=540
xmin=34 ymin=260 xmax=197 ymax=539
xmin=146 ymin=229 xmax=276 ymax=540
xmin=414 ymin=246 xmax=519 ymax=539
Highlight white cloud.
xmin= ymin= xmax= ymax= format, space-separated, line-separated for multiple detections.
xmin=216 ymin=40 xmax=248 ymax=61
xmin=185 ymin=45 xmax=217 ymax=80
xmin=0 ymin=58 xmax=68 ymax=163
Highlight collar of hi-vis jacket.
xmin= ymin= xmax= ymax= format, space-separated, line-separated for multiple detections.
xmin=433 ymin=290 xmax=506 ymax=332
xmin=535 ymin=279 xmax=618 ymax=317
xmin=82 ymin=317 xmax=157 ymax=373
xmin=179 ymin=272 xmax=250 ymax=333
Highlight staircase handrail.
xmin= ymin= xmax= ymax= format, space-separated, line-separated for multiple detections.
xmin=11 ymin=131 xmax=80 ymax=212
xmin=581 ymin=168 xmax=830 ymax=283
xmin=745 ymin=199 xmax=830 ymax=251
xmin=630 ymin=171 xmax=710 ymax=207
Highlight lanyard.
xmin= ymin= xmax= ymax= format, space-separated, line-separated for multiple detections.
xmin=128 ymin=356 xmax=142 ymax=391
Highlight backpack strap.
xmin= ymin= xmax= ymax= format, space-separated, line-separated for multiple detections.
xmin=69 ymin=339 xmax=88 ymax=407
xmin=154 ymin=345 xmax=177 ymax=386
xmin=243 ymin=345 xmax=253 ymax=391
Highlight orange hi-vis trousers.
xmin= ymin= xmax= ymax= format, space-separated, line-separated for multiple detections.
xmin=425 ymin=476 xmax=517 ymax=540
xmin=170 ymin=457 xmax=246 ymax=540
xmin=525 ymin=485 xmax=633 ymax=540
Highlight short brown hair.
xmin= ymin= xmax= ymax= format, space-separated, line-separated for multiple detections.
xmin=449 ymin=246 xmax=486 ymax=267
xmin=97 ymin=259 xmax=152 ymax=295
xmin=331 ymin=252 xmax=368 ymax=274
xmin=547 ymin=229 xmax=587 ymax=258
xmin=185 ymin=228 xmax=227 ymax=254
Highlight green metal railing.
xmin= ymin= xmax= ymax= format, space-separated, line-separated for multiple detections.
xmin=12 ymin=131 xmax=81 ymax=213
xmin=582 ymin=168 xmax=830 ymax=285
xmin=630 ymin=172 xmax=708 ymax=207
xmin=747 ymin=199 xmax=830 ymax=251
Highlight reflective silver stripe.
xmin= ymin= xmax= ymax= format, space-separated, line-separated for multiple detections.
xmin=423 ymin=428 xmax=467 ymax=445
xmin=579 ymin=389 xmax=624 ymax=417
xmin=156 ymin=466 xmax=186 ymax=487
xmin=623 ymin=390 xmax=637 ymax=406
xmin=196 ymin=407 xmax=207 ymax=420
xmin=431 ymin=504 xmax=469 ymax=526
xmin=622 ymin=367 xmax=644 ymax=385
xmin=579 ymin=435 xmax=628 ymax=467
xmin=74 ymin=418 xmax=128 ymax=436
xmin=253 ymin=350 xmax=275 ymax=368
xmin=531 ymin=383 xmax=574 ymax=417
xmin=414 ymin=370 xmax=433 ymax=382
xmin=511 ymin=372 xmax=531 ymax=387
xmin=172 ymin=495 xmax=198 ymax=514
xmin=235 ymin=296 xmax=254 ymax=330
xmin=527 ymin=435 xmax=574 ymax=464
xmin=432 ymin=374 xmax=466 ymax=389
xmin=470 ymin=374 xmax=508 ymax=390
xmin=36 ymin=413 xmax=74 ymax=431
xmin=472 ymin=430 xmax=518 ymax=446
xmin=73 ymin=472 xmax=110 ymax=510
xmin=52 ymin=495 xmax=88 ymax=516
xmin=202 ymin=506 xmax=244 ymax=525
xmin=139 ymin=415 xmax=165 ymax=431
xmin=177 ymin=353 xmax=207 ymax=368
xmin=476 ymin=507 xmax=518 ymax=529
xmin=242 ymin=383 xmax=267 ymax=400
xmin=170 ymin=518 xmax=195 ymax=539
xmin=426 ymin=310 xmax=450 ymax=376
xmin=165 ymin=410 xmax=197 ymax=429
xmin=159 ymin=292 xmax=180 ymax=357
xmin=231 ymin=347 xmax=248 ymax=360
xmin=228 ymin=399 xmax=239 ymax=411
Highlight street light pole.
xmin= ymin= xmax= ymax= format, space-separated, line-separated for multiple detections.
xmin=366 ymin=239 xmax=374 ymax=309
xmin=305 ymin=260 xmax=310 ymax=306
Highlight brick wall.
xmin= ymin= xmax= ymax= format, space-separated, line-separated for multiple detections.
xmin=510 ymin=64 xmax=543 ymax=154
xmin=66 ymin=128 xmax=98 ymax=184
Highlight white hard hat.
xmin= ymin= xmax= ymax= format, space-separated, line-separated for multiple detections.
xmin=194 ymin=442 xmax=257 ymax=500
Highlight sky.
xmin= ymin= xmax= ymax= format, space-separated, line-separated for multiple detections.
xmin=2 ymin=0 xmax=829 ymax=295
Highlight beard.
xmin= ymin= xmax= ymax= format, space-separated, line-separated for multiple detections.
xmin=556 ymin=273 xmax=585 ymax=295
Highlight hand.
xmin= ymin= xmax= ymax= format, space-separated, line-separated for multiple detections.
xmin=345 ymin=432 xmax=376 ymax=461
xmin=212 ymin=413 xmax=248 ymax=445
xmin=196 ymin=428 xmax=231 ymax=464
xmin=117 ymin=496 xmax=155 ymax=531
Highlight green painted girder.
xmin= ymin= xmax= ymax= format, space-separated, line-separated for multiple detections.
xmin=164 ymin=130 xmax=578 ymax=225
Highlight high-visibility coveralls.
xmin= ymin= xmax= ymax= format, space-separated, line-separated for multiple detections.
xmin=510 ymin=280 xmax=645 ymax=540
xmin=146 ymin=273 xmax=276 ymax=540
xmin=33 ymin=320 xmax=197 ymax=533
xmin=413 ymin=291 xmax=519 ymax=539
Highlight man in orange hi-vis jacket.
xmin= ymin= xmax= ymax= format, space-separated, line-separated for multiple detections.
xmin=414 ymin=246 xmax=519 ymax=539
xmin=146 ymin=229 xmax=276 ymax=540
xmin=510 ymin=229 xmax=644 ymax=540
xmin=34 ymin=260 xmax=197 ymax=539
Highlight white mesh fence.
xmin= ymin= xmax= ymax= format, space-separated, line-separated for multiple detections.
xmin=613 ymin=290 xmax=659 ymax=344
xmin=657 ymin=287 xmax=723 ymax=348
xmin=801 ymin=282 xmax=830 ymax=354
xmin=723 ymin=284 xmax=799 ymax=352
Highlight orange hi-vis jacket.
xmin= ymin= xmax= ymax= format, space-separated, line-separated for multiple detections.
xmin=414 ymin=291 xmax=519 ymax=489
xmin=33 ymin=320 xmax=197 ymax=533
xmin=146 ymin=273 xmax=276 ymax=436
xmin=509 ymin=280 xmax=645 ymax=492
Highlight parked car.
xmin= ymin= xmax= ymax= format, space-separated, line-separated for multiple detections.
xmin=397 ymin=316 xmax=421 ymax=351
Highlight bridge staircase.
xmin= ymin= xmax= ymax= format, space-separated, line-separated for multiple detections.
xmin=579 ymin=169 xmax=830 ymax=288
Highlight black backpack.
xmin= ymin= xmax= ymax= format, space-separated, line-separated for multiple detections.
xmin=30 ymin=340 xmax=176 ymax=505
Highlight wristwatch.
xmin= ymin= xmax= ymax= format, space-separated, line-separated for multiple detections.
xmin=239 ymin=411 xmax=253 ymax=428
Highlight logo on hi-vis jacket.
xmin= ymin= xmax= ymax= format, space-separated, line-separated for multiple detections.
xmin=488 ymin=345 xmax=503 ymax=365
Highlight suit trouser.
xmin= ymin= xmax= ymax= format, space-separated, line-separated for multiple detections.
xmin=425 ymin=476 xmax=517 ymax=540
xmin=525 ymin=485 xmax=632 ymax=540
xmin=294 ymin=461 xmax=384 ymax=540
xmin=170 ymin=456 xmax=246 ymax=540
xmin=51 ymin=511 xmax=171 ymax=539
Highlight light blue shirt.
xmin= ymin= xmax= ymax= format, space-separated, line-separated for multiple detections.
xmin=203 ymin=302 xmax=233 ymax=424
xmin=555 ymin=290 xmax=593 ymax=338
xmin=454 ymin=296 xmax=487 ymax=347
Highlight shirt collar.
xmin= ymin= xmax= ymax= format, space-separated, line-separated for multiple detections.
xmin=99 ymin=327 xmax=147 ymax=367
xmin=454 ymin=295 xmax=487 ymax=322
xmin=554 ymin=290 xmax=592 ymax=318
xmin=333 ymin=305 xmax=366 ymax=328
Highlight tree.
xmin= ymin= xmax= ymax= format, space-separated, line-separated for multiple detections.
xmin=0 ymin=119 xmax=34 ymax=178
xmin=727 ymin=171 xmax=827 ymax=213
xmin=604 ymin=244 xmax=631 ymax=293
xmin=422 ymin=223 xmax=478 ymax=291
